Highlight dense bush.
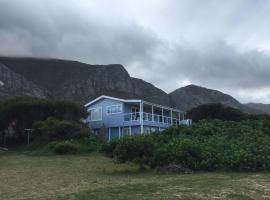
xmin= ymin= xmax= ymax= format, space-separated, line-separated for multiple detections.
xmin=51 ymin=141 xmax=79 ymax=154
xmin=105 ymin=134 xmax=158 ymax=169
xmin=187 ymin=103 xmax=246 ymax=122
xmin=48 ymin=138 xmax=103 ymax=155
xmin=31 ymin=118 xmax=89 ymax=145
xmin=0 ymin=97 xmax=87 ymax=145
xmin=103 ymin=119 xmax=270 ymax=171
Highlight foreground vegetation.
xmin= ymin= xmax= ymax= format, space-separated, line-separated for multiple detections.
xmin=1 ymin=98 xmax=270 ymax=199
xmin=0 ymin=97 xmax=87 ymax=146
xmin=1 ymin=152 xmax=270 ymax=200
xmin=103 ymin=119 xmax=270 ymax=171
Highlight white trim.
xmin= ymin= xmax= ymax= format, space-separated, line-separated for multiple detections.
xmin=140 ymin=102 xmax=143 ymax=134
xmin=88 ymin=107 xmax=102 ymax=121
xmin=85 ymin=95 xmax=141 ymax=107
xmin=170 ymin=110 xmax=173 ymax=125
xmin=142 ymin=100 xmax=184 ymax=113
xmin=84 ymin=95 xmax=185 ymax=114
xmin=106 ymin=104 xmax=123 ymax=115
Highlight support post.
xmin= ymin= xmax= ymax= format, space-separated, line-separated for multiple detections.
xmin=140 ymin=101 xmax=143 ymax=134
xmin=24 ymin=129 xmax=33 ymax=147
xmin=118 ymin=127 xmax=121 ymax=139
xmin=170 ymin=110 xmax=173 ymax=125
xmin=152 ymin=105 xmax=154 ymax=122
xmin=178 ymin=112 xmax=181 ymax=125
xmin=108 ymin=128 xmax=111 ymax=141
xmin=129 ymin=126 xmax=132 ymax=136
xmin=161 ymin=107 xmax=164 ymax=123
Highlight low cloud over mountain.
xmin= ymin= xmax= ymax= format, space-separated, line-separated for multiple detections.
xmin=1 ymin=0 xmax=270 ymax=103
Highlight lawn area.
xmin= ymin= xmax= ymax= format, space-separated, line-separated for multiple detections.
xmin=1 ymin=152 xmax=270 ymax=200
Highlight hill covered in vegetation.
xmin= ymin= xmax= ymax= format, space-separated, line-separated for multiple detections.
xmin=0 ymin=57 xmax=267 ymax=114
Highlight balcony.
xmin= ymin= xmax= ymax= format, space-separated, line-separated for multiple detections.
xmin=123 ymin=112 xmax=181 ymax=125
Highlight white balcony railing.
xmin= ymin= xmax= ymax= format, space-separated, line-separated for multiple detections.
xmin=123 ymin=112 xmax=181 ymax=125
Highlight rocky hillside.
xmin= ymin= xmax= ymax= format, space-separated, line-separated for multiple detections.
xmin=0 ymin=57 xmax=170 ymax=106
xmin=0 ymin=62 xmax=48 ymax=99
xmin=169 ymin=85 xmax=247 ymax=111
xmin=0 ymin=56 xmax=268 ymax=114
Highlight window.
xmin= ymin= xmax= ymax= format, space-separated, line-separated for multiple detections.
xmin=122 ymin=127 xmax=130 ymax=136
xmin=106 ymin=104 xmax=122 ymax=115
xmin=144 ymin=127 xmax=156 ymax=134
xmin=89 ymin=107 xmax=102 ymax=121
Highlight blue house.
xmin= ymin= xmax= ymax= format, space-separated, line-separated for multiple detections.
xmin=85 ymin=95 xmax=191 ymax=140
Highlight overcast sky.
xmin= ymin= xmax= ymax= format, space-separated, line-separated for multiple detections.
xmin=0 ymin=0 xmax=270 ymax=103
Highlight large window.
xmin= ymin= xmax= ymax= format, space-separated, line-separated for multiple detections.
xmin=106 ymin=104 xmax=122 ymax=115
xmin=89 ymin=107 xmax=102 ymax=121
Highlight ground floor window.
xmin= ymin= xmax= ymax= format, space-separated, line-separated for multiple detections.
xmin=122 ymin=127 xmax=130 ymax=136
xmin=144 ymin=126 xmax=157 ymax=134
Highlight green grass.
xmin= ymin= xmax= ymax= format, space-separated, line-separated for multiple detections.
xmin=0 ymin=152 xmax=270 ymax=200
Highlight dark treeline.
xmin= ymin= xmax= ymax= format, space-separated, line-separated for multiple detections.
xmin=0 ymin=96 xmax=88 ymax=146
xmin=187 ymin=103 xmax=270 ymax=122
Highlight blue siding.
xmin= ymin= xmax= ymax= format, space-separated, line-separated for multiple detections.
xmin=86 ymin=97 xmax=187 ymax=140
xmin=87 ymin=98 xmax=124 ymax=129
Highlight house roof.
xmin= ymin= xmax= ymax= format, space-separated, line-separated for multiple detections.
xmin=84 ymin=95 xmax=141 ymax=107
xmin=84 ymin=95 xmax=185 ymax=113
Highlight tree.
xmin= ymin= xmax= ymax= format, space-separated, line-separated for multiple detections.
xmin=0 ymin=96 xmax=88 ymax=145
xmin=187 ymin=103 xmax=246 ymax=122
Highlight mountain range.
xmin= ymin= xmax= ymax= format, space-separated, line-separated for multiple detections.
xmin=0 ymin=56 xmax=269 ymax=114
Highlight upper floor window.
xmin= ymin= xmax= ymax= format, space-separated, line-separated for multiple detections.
xmin=89 ymin=107 xmax=102 ymax=121
xmin=106 ymin=104 xmax=122 ymax=115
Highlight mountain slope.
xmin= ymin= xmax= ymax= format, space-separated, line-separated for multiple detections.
xmin=169 ymin=85 xmax=246 ymax=111
xmin=245 ymin=103 xmax=270 ymax=115
xmin=0 ymin=63 xmax=48 ymax=99
xmin=0 ymin=56 xmax=268 ymax=114
xmin=0 ymin=57 xmax=171 ymax=106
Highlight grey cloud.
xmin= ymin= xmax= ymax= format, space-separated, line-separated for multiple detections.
xmin=0 ymin=0 xmax=270 ymax=103
xmin=0 ymin=0 xmax=160 ymax=65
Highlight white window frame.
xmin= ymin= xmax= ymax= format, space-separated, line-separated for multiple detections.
xmin=106 ymin=104 xmax=123 ymax=115
xmin=88 ymin=107 xmax=102 ymax=121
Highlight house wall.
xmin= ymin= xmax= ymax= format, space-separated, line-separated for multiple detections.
xmin=86 ymin=97 xmax=188 ymax=140
xmin=86 ymin=98 xmax=124 ymax=129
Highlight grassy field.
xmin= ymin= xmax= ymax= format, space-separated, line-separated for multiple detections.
xmin=1 ymin=152 xmax=270 ymax=200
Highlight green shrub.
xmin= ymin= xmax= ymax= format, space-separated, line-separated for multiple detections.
xmin=0 ymin=97 xmax=87 ymax=146
xmin=31 ymin=118 xmax=90 ymax=146
xmin=104 ymin=119 xmax=270 ymax=171
xmin=52 ymin=141 xmax=79 ymax=154
xmin=187 ymin=103 xmax=246 ymax=122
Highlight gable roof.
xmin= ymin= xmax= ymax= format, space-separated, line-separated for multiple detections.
xmin=84 ymin=95 xmax=185 ymax=113
xmin=84 ymin=95 xmax=141 ymax=107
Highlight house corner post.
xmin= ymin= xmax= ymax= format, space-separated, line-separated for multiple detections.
xmin=140 ymin=101 xmax=143 ymax=134
xmin=152 ymin=105 xmax=154 ymax=122
xmin=109 ymin=127 xmax=111 ymax=141
xmin=170 ymin=109 xmax=173 ymax=125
